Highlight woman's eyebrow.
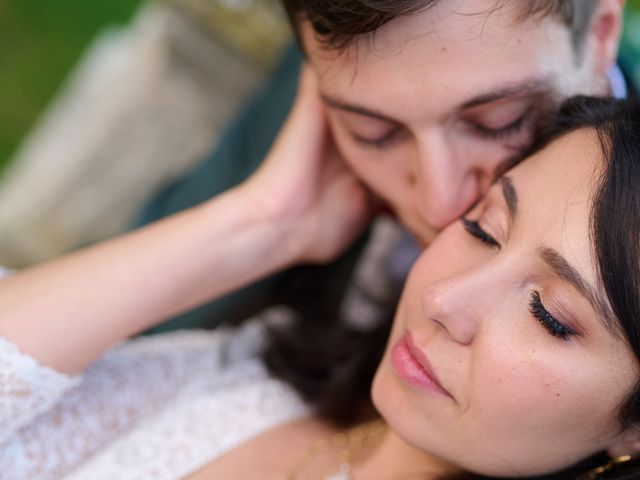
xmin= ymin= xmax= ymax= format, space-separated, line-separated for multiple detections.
xmin=499 ymin=176 xmax=518 ymax=221
xmin=538 ymin=247 xmax=618 ymax=337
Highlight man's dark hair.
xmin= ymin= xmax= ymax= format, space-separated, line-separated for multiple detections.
xmin=282 ymin=0 xmax=597 ymax=56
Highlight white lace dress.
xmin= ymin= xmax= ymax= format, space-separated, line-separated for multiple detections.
xmin=0 ymin=267 xmax=310 ymax=480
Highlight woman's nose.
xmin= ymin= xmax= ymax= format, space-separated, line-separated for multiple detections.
xmin=420 ymin=269 xmax=492 ymax=345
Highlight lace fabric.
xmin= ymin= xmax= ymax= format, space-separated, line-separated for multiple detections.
xmin=0 ymin=313 xmax=310 ymax=480
xmin=0 ymin=219 xmax=403 ymax=480
xmin=0 ymin=336 xmax=81 ymax=446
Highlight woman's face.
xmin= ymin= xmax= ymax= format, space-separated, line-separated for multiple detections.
xmin=372 ymin=128 xmax=639 ymax=477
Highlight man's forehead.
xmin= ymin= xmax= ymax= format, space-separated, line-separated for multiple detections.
xmin=303 ymin=7 xmax=570 ymax=105
xmin=388 ymin=0 xmax=540 ymax=42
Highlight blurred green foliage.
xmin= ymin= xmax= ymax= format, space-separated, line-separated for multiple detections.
xmin=0 ymin=0 xmax=144 ymax=173
xmin=622 ymin=2 xmax=640 ymax=90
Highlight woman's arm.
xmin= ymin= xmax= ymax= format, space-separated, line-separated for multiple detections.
xmin=0 ymin=67 xmax=374 ymax=375
xmin=0 ymin=190 xmax=289 ymax=375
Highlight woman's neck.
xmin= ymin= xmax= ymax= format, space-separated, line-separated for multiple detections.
xmin=353 ymin=427 xmax=460 ymax=479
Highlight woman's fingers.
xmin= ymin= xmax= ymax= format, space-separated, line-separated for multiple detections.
xmin=241 ymin=65 xmax=375 ymax=264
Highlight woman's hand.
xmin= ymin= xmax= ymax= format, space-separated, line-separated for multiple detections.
xmin=240 ymin=66 xmax=376 ymax=265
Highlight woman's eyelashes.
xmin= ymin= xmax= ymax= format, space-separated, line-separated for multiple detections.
xmin=529 ymin=291 xmax=575 ymax=341
xmin=462 ymin=218 xmax=500 ymax=248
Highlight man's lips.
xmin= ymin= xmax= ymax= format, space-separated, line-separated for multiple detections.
xmin=391 ymin=331 xmax=452 ymax=398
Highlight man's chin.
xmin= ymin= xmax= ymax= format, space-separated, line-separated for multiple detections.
xmin=377 ymin=205 xmax=437 ymax=247
xmin=403 ymin=218 xmax=437 ymax=248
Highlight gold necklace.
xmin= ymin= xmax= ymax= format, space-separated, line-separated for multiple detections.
xmin=287 ymin=420 xmax=387 ymax=480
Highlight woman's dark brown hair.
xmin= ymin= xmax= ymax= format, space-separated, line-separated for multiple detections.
xmin=264 ymin=96 xmax=640 ymax=479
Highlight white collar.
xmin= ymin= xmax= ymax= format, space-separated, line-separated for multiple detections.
xmin=608 ymin=64 xmax=628 ymax=99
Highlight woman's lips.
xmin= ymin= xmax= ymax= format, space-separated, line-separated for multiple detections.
xmin=391 ymin=332 xmax=452 ymax=398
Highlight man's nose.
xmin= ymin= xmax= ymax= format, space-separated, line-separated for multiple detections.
xmin=411 ymin=135 xmax=482 ymax=230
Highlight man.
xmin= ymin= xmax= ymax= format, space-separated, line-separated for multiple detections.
xmin=136 ymin=0 xmax=630 ymax=332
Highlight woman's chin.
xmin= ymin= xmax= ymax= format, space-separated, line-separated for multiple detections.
xmin=370 ymin=356 xmax=423 ymax=441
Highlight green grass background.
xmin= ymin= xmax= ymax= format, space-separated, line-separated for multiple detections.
xmin=0 ymin=0 xmax=144 ymax=173
xmin=0 ymin=1 xmax=639 ymax=176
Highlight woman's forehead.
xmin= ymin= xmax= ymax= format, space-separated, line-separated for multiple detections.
xmin=509 ymin=129 xmax=614 ymax=324
xmin=511 ymin=128 xmax=603 ymax=198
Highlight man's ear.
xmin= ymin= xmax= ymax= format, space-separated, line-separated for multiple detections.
xmin=584 ymin=0 xmax=625 ymax=76
xmin=607 ymin=427 xmax=640 ymax=459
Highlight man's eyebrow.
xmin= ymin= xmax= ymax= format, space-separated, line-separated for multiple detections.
xmin=320 ymin=94 xmax=401 ymax=124
xmin=538 ymin=247 xmax=618 ymax=337
xmin=499 ymin=176 xmax=517 ymax=221
xmin=458 ymin=76 xmax=553 ymax=111
xmin=321 ymin=77 xmax=553 ymax=125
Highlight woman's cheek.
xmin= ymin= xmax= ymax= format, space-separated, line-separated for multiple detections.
xmin=470 ymin=343 xmax=589 ymax=432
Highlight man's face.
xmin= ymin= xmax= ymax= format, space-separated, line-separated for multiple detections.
xmin=302 ymin=0 xmax=612 ymax=245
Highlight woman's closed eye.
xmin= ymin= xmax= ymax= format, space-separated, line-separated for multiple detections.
xmin=462 ymin=218 xmax=500 ymax=248
xmin=529 ymin=291 xmax=575 ymax=341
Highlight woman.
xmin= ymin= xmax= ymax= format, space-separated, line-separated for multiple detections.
xmin=2 ymin=76 xmax=640 ymax=479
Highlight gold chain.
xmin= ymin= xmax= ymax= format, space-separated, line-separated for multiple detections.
xmin=287 ymin=420 xmax=387 ymax=480
xmin=580 ymin=455 xmax=632 ymax=479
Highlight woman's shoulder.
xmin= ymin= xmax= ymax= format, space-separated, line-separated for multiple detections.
xmin=3 ymin=306 xmax=310 ymax=480
xmin=64 ymin=309 xmax=311 ymax=479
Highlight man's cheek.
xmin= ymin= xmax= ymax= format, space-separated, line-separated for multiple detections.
xmin=329 ymin=124 xmax=416 ymax=218
xmin=331 ymin=137 xmax=381 ymax=186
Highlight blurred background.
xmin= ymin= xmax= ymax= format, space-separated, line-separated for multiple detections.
xmin=0 ymin=0 xmax=639 ymax=268
xmin=0 ymin=0 xmax=290 ymax=267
